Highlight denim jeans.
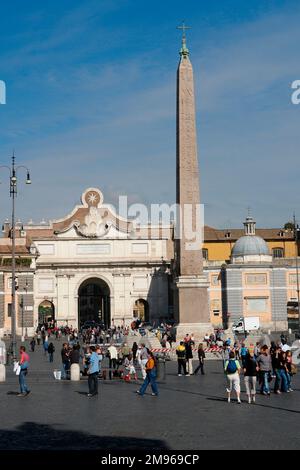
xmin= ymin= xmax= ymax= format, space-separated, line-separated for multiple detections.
xmin=49 ymin=353 xmax=54 ymax=363
xmin=286 ymin=372 xmax=292 ymax=390
xmin=62 ymin=361 xmax=70 ymax=379
xmin=19 ymin=369 xmax=29 ymax=393
xmin=274 ymin=369 xmax=281 ymax=392
xmin=139 ymin=370 xmax=158 ymax=396
xmin=260 ymin=371 xmax=270 ymax=393
xmin=88 ymin=372 xmax=98 ymax=395
xmin=280 ymin=369 xmax=288 ymax=392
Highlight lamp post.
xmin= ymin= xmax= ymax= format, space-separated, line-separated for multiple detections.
xmin=20 ymin=279 xmax=29 ymax=343
xmin=0 ymin=154 xmax=31 ymax=360
xmin=293 ymin=214 xmax=300 ymax=332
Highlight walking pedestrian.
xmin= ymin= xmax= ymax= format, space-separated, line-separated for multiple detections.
xmin=43 ymin=338 xmax=49 ymax=356
xmin=243 ymin=349 xmax=258 ymax=403
xmin=139 ymin=343 xmax=149 ymax=380
xmin=240 ymin=343 xmax=248 ymax=368
xmin=136 ymin=351 xmax=158 ymax=396
xmin=30 ymin=337 xmax=36 ymax=352
xmin=87 ymin=346 xmax=100 ymax=397
xmin=48 ymin=342 xmax=55 ymax=363
xmin=185 ymin=340 xmax=194 ymax=375
xmin=272 ymin=346 xmax=286 ymax=394
xmin=286 ymin=350 xmax=294 ymax=392
xmin=194 ymin=343 xmax=206 ymax=375
xmin=257 ymin=345 xmax=272 ymax=396
xmin=225 ymin=351 xmax=241 ymax=403
xmin=17 ymin=346 xmax=30 ymax=397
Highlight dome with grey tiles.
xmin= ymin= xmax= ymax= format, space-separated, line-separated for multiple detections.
xmin=230 ymin=215 xmax=272 ymax=264
xmin=231 ymin=235 xmax=270 ymax=257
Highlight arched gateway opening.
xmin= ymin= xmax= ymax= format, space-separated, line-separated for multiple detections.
xmin=133 ymin=299 xmax=149 ymax=322
xmin=38 ymin=300 xmax=55 ymax=327
xmin=78 ymin=278 xmax=110 ymax=328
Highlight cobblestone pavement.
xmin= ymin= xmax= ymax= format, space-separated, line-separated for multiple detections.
xmin=0 ymin=338 xmax=300 ymax=450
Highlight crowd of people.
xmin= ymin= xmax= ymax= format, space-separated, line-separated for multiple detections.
xmin=12 ymin=322 xmax=298 ymax=404
xmin=223 ymin=341 xmax=296 ymax=404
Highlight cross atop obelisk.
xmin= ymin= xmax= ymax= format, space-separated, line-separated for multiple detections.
xmin=177 ymin=21 xmax=191 ymax=57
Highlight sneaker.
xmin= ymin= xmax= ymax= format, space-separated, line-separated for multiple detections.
xmin=178 ymin=374 xmax=182 ymax=377
xmin=275 ymin=390 xmax=281 ymax=395
xmin=185 ymin=374 xmax=190 ymax=377
xmin=227 ymin=398 xmax=231 ymax=403
xmin=237 ymin=400 xmax=241 ymax=404
xmin=248 ymin=397 xmax=251 ymax=404
xmin=136 ymin=390 xmax=142 ymax=395
xmin=25 ymin=390 xmax=31 ymax=396
xmin=289 ymin=388 xmax=293 ymax=392
xmin=17 ymin=393 xmax=26 ymax=397
xmin=151 ymin=393 xmax=158 ymax=397
xmin=252 ymin=395 xmax=256 ymax=403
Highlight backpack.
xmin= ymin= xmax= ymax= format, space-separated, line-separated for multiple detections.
xmin=226 ymin=359 xmax=237 ymax=374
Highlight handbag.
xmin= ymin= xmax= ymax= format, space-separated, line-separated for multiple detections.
xmin=291 ymin=363 xmax=297 ymax=375
xmin=14 ymin=362 xmax=21 ymax=376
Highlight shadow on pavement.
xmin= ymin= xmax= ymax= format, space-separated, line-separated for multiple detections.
xmin=206 ymin=397 xmax=300 ymax=414
xmin=0 ymin=422 xmax=169 ymax=450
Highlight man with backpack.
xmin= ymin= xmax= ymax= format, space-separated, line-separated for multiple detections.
xmin=224 ymin=351 xmax=241 ymax=403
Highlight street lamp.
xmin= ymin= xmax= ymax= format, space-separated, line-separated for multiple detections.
xmin=0 ymin=154 xmax=31 ymax=360
xmin=20 ymin=279 xmax=29 ymax=343
xmin=293 ymin=214 xmax=300 ymax=332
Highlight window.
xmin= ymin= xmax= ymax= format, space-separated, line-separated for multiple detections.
xmin=245 ymin=297 xmax=268 ymax=313
xmin=7 ymin=303 xmax=12 ymax=318
xmin=289 ymin=274 xmax=300 ymax=285
xmin=224 ymin=232 xmax=231 ymax=238
xmin=272 ymin=247 xmax=284 ymax=258
xmin=202 ymin=248 xmax=208 ymax=261
xmin=245 ymin=274 xmax=267 ymax=285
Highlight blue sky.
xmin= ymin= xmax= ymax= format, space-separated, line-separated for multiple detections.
xmin=0 ymin=0 xmax=299 ymax=229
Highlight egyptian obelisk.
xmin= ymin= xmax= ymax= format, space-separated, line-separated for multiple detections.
xmin=175 ymin=24 xmax=211 ymax=340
